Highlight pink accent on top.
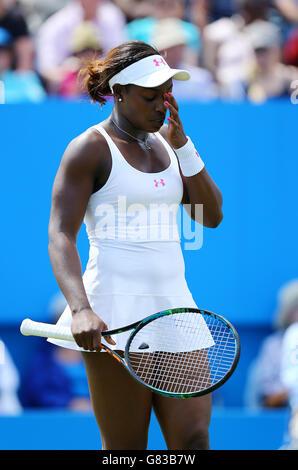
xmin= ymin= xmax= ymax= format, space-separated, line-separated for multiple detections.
xmin=154 ymin=179 xmax=166 ymax=187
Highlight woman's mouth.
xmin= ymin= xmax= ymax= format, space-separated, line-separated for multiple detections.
xmin=151 ymin=117 xmax=165 ymax=126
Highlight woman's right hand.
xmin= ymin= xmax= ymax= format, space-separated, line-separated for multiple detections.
xmin=71 ymin=308 xmax=116 ymax=351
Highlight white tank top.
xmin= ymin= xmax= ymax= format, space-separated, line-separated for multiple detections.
xmin=82 ymin=123 xmax=191 ymax=298
xmin=49 ymin=122 xmax=211 ymax=351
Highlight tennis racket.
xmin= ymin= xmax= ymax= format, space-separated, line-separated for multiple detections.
xmin=20 ymin=307 xmax=240 ymax=399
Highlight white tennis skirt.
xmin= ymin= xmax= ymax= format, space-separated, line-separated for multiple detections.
xmin=47 ymin=292 xmax=214 ymax=353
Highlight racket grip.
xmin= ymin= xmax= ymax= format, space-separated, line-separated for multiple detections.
xmin=20 ymin=318 xmax=74 ymax=342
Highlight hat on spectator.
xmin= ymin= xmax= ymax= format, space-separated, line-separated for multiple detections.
xmin=70 ymin=21 xmax=103 ymax=54
xmin=0 ymin=27 xmax=12 ymax=48
xmin=244 ymin=20 xmax=281 ymax=50
xmin=151 ymin=18 xmax=187 ymax=51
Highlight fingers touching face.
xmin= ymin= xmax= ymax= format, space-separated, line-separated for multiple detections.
xmin=116 ymin=80 xmax=175 ymax=132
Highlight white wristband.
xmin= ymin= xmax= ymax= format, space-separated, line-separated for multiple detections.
xmin=174 ymin=137 xmax=205 ymax=177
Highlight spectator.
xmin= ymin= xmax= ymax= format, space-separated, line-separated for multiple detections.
xmin=20 ymin=293 xmax=92 ymax=411
xmin=245 ymin=20 xmax=298 ymax=102
xmin=151 ymin=18 xmax=217 ymax=100
xmin=0 ymin=0 xmax=34 ymax=70
xmin=35 ymin=0 xmax=127 ymax=94
xmin=244 ymin=280 xmax=298 ymax=409
xmin=281 ymin=321 xmax=298 ymax=449
xmin=214 ymin=25 xmax=256 ymax=99
xmin=59 ymin=21 xmax=103 ymax=98
xmin=0 ymin=338 xmax=22 ymax=414
xmin=0 ymin=26 xmax=46 ymax=103
xmin=125 ymin=0 xmax=201 ymax=65
xmin=202 ymin=1 xmax=298 ymax=100
xmin=202 ymin=0 xmax=270 ymax=80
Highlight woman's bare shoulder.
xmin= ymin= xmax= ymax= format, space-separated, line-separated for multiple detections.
xmin=60 ymin=125 xmax=111 ymax=173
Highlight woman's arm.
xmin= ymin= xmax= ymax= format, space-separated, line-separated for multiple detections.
xmin=48 ymin=130 xmax=115 ymax=351
xmin=179 ymin=168 xmax=223 ymax=228
xmin=161 ymin=93 xmax=223 ymax=228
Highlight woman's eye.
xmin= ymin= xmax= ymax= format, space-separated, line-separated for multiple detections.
xmin=144 ymin=96 xmax=156 ymax=102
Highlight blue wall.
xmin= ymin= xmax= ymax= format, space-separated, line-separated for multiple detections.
xmin=0 ymin=409 xmax=290 ymax=450
xmin=0 ymin=98 xmax=297 ymax=408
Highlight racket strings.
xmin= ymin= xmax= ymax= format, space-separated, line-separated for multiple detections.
xmin=129 ymin=351 xmax=212 ymax=392
xmin=127 ymin=312 xmax=236 ymax=395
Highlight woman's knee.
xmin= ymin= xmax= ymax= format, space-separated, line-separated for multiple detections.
xmin=153 ymin=393 xmax=211 ymax=450
xmin=183 ymin=426 xmax=210 ymax=450
xmin=166 ymin=420 xmax=210 ymax=450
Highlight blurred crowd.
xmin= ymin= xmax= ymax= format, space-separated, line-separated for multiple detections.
xmin=0 ymin=0 xmax=298 ymax=103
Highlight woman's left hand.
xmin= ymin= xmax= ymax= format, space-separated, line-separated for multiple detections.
xmin=164 ymin=93 xmax=188 ymax=149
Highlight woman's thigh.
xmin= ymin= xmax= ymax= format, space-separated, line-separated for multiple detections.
xmin=152 ymin=392 xmax=212 ymax=450
xmin=82 ymin=351 xmax=153 ymax=450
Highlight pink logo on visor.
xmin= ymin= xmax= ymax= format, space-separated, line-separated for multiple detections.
xmin=153 ymin=58 xmax=166 ymax=67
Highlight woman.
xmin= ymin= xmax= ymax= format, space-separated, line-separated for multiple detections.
xmin=48 ymin=40 xmax=223 ymax=450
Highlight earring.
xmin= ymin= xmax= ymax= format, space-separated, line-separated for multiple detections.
xmin=118 ymin=98 xmax=122 ymax=102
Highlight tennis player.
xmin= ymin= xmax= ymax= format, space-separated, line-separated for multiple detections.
xmin=48 ymin=40 xmax=223 ymax=450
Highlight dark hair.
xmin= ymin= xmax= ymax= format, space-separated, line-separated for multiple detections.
xmin=80 ymin=41 xmax=160 ymax=105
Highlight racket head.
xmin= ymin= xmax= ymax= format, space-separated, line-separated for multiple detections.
xmin=124 ymin=307 xmax=240 ymax=399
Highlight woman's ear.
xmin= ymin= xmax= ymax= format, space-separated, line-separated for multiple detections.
xmin=113 ymin=84 xmax=123 ymax=103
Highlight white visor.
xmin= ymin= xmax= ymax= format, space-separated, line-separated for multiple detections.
xmin=108 ymin=54 xmax=190 ymax=92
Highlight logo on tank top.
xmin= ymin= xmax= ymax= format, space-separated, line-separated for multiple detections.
xmin=154 ymin=179 xmax=165 ymax=187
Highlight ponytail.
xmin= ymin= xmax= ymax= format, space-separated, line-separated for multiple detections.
xmin=79 ymin=58 xmax=111 ymax=105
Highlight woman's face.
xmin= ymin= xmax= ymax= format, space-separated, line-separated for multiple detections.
xmin=119 ymin=79 xmax=173 ymax=133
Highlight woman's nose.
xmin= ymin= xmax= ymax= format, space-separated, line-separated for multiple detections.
xmin=155 ymin=97 xmax=166 ymax=113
